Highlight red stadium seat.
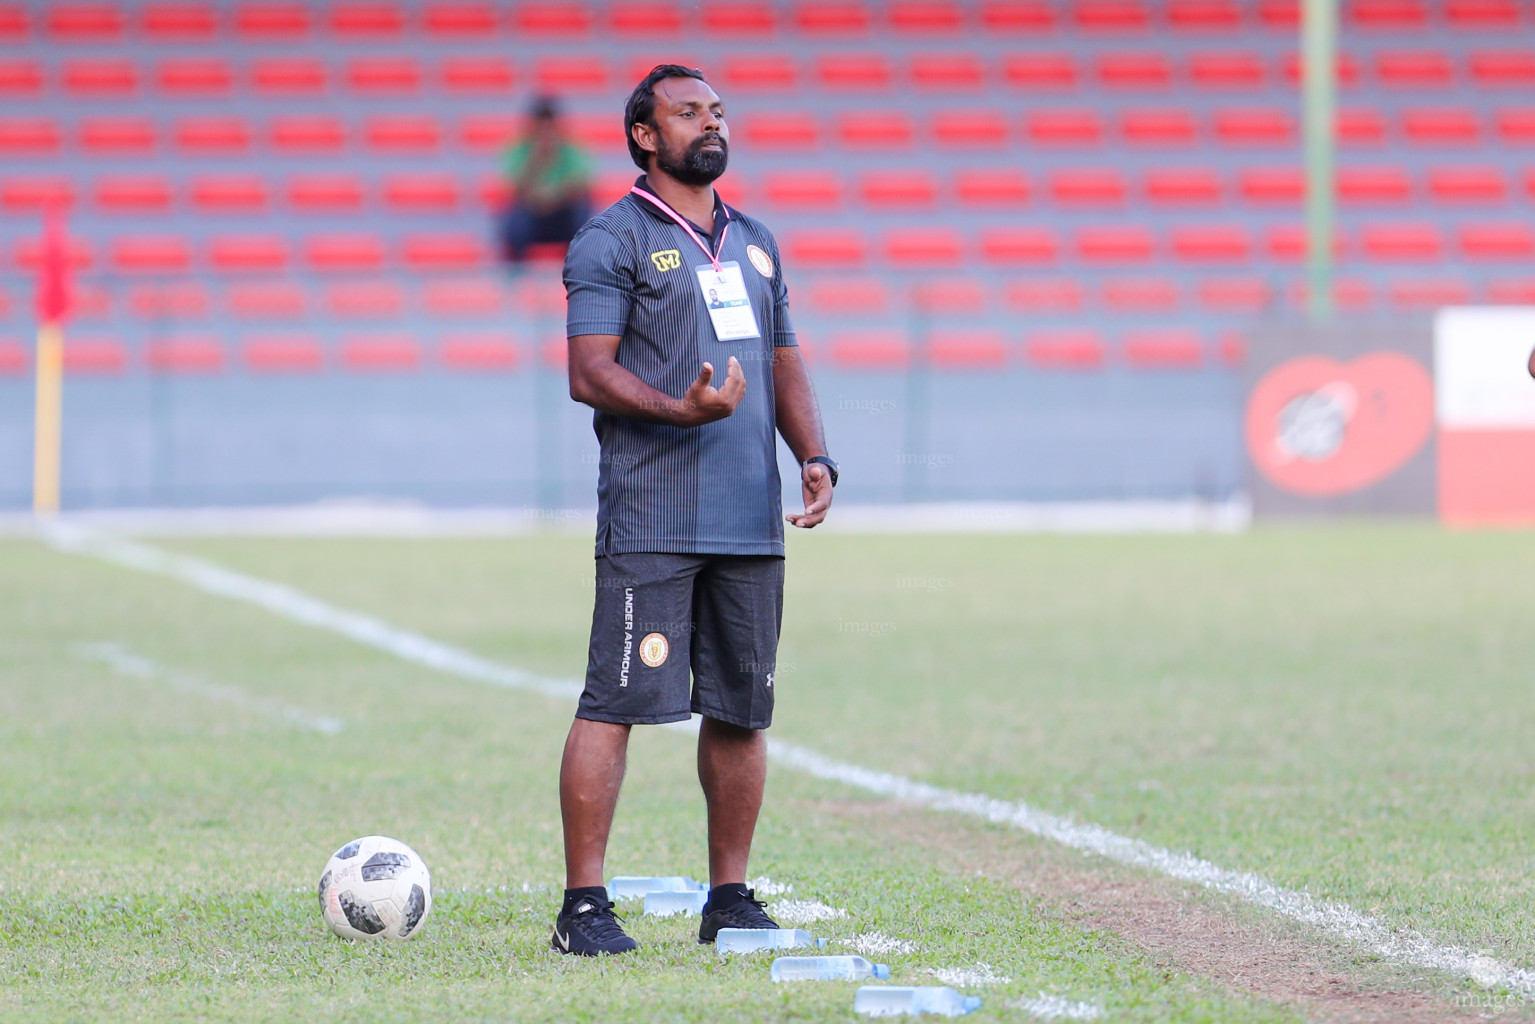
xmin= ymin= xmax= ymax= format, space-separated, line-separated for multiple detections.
xmin=233 ymin=2 xmax=309 ymax=38
xmin=1102 ymin=276 xmax=1179 ymax=311
xmin=723 ymin=55 xmax=795 ymax=91
xmin=1266 ymin=224 xmax=1346 ymax=260
xmin=1389 ymin=279 xmax=1473 ymax=308
xmin=227 ymin=282 xmax=306 ymax=319
xmin=63 ymin=339 xmax=129 ymax=375
xmin=175 ymin=118 xmax=252 ymax=155
xmin=141 ymin=3 xmax=216 ymax=38
xmin=1171 ymin=225 xmax=1251 ymax=261
xmin=383 ymin=174 xmax=461 ymax=211
xmin=1026 ymin=109 xmax=1102 ymax=144
xmin=884 ymin=228 xmax=964 ymax=265
xmin=1428 ymin=166 xmax=1506 ymax=202
xmin=981 ymin=0 xmax=1054 ymax=30
xmin=242 ymin=335 xmax=323 ymax=372
xmin=422 ymin=1 xmax=499 ymax=35
xmin=980 ymin=227 xmax=1058 ymax=264
xmin=1004 ymin=278 xmax=1082 ymax=311
xmin=62 ymin=59 xmax=137 ymax=95
xmin=1470 ymin=51 xmax=1535 ymax=87
xmin=1196 ymin=277 xmax=1272 ymax=311
xmin=611 ymin=2 xmax=684 ymax=32
xmin=48 ymin=4 xmax=124 ymax=39
xmin=0 ymin=120 xmax=61 ymax=155
xmin=741 ymin=113 xmax=817 ymax=149
xmin=251 ymin=57 xmax=326 ymax=94
xmin=1238 ymin=166 xmax=1302 ymax=203
xmin=0 ymin=5 xmax=24 ymax=38
xmin=1446 ymin=0 xmax=1522 ymax=26
xmin=860 ymin=170 xmax=938 ymax=207
xmin=827 ymin=331 xmax=909 ymax=370
xmin=146 ymin=338 xmax=224 ymax=374
xmin=535 ymin=57 xmax=606 ymax=92
xmin=287 ymin=175 xmax=364 ymax=211
xmin=785 ymin=229 xmax=866 ymax=266
xmin=1077 ymin=225 xmax=1155 ymax=262
xmin=423 ymin=277 xmax=504 ymax=316
xmin=515 ymin=2 xmax=590 ymax=32
xmin=1458 ymin=223 xmax=1535 ymax=259
xmin=95 ymin=176 xmax=172 ymax=212
xmin=794 ymin=1 xmax=873 ymax=33
xmin=15 ymin=235 xmax=94 ymax=271
xmin=1496 ymin=109 xmax=1535 ymax=143
xmin=955 ymin=168 xmax=1030 ymax=205
xmin=440 ymin=56 xmax=514 ymax=93
xmin=1 ymin=177 xmax=74 ymax=212
xmin=1487 ymin=278 xmax=1535 ymax=302
xmin=324 ymin=280 xmax=405 ymax=318
xmin=346 ymin=57 xmax=421 ymax=93
xmin=1024 ymin=330 xmax=1106 ymax=369
xmin=129 ymin=282 xmax=210 ymax=319
xmin=0 ymin=60 xmax=41 ymax=96
xmin=912 ymin=276 xmax=986 ymax=311
xmin=1144 ymin=166 xmax=1222 ymax=203
xmin=1188 ymin=51 xmax=1265 ymax=87
xmin=1121 ymin=108 xmax=1197 ymax=145
xmin=365 ymin=115 xmax=441 ymax=152
xmin=271 ymin=117 xmax=346 ymax=152
xmin=1375 ymin=50 xmax=1453 ymax=87
xmin=803 ymin=275 xmax=889 ymax=313
xmin=190 ymin=176 xmax=268 ymax=211
xmin=1402 ymin=107 xmax=1479 ymax=144
xmin=1214 ymin=107 xmax=1293 ymax=144
xmin=817 ymin=53 xmax=893 ymax=90
xmin=933 ymin=111 xmax=1009 ymax=147
xmin=1280 ymin=52 xmax=1360 ymax=85
xmin=1050 ymin=167 xmax=1127 ymax=205
xmin=329 ymin=2 xmax=404 ymax=36
xmin=703 ymin=2 xmax=776 ymax=32
xmin=762 ymin=174 xmax=841 ymax=208
xmin=439 ymin=336 xmax=520 ymax=372
xmin=1001 ymin=53 xmax=1077 ymax=89
xmin=307 ymin=234 xmax=387 ymax=272
xmin=1123 ymin=330 xmax=1202 ymax=369
xmin=1073 ymin=0 xmax=1150 ymax=30
xmin=909 ymin=52 xmax=985 ymax=89
xmin=1348 ymin=0 xmax=1427 ymax=29
xmin=208 ymin=235 xmax=288 ymax=273
xmin=459 ymin=114 xmax=519 ymax=151
xmin=112 ymin=235 xmax=192 ymax=274
xmin=927 ymin=330 xmax=1008 ymax=370
xmin=81 ymin=121 xmax=153 ymax=154
xmin=0 ymin=341 xmax=27 ymax=374
xmin=1361 ymin=222 xmax=1443 ymax=260
xmin=403 ymin=234 xmax=485 ymax=271
xmin=837 ymin=111 xmax=913 ymax=147
xmin=890 ymin=0 xmax=964 ymax=31
xmin=1338 ymin=166 xmax=1412 ymax=203
xmin=157 ymin=58 xmax=233 ymax=95
xmin=1338 ymin=108 xmax=1388 ymax=145
xmin=1096 ymin=52 xmax=1171 ymax=87
xmin=1166 ymin=0 xmax=1244 ymax=29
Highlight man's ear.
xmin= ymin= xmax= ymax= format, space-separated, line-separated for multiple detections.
xmin=631 ymin=121 xmax=658 ymax=158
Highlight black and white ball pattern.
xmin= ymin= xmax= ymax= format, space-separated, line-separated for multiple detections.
xmin=318 ymin=836 xmax=432 ymax=940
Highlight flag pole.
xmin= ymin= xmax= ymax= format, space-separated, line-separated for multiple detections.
xmin=33 ymin=206 xmax=70 ymax=517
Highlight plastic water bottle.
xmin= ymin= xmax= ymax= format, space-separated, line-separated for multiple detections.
xmin=715 ymin=928 xmax=829 ymax=954
xmin=854 ymin=986 xmax=982 ymax=1017
xmin=771 ymin=955 xmax=891 ymax=982
xmin=606 ymin=876 xmax=704 ymax=901
xmin=643 ymin=889 xmax=709 ymax=917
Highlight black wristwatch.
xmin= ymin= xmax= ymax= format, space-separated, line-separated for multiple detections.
xmin=803 ymin=455 xmax=838 ymax=487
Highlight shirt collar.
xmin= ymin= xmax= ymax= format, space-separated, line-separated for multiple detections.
xmin=632 ymin=174 xmax=730 ymax=241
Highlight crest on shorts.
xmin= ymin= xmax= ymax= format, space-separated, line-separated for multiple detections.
xmin=639 ymin=632 xmax=669 ymax=667
xmin=746 ymin=245 xmax=774 ymax=278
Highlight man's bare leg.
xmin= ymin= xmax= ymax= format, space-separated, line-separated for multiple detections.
xmin=697 ymin=716 xmax=767 ymax=887
xmin=559 ymin=718 xmax=631 ymax=889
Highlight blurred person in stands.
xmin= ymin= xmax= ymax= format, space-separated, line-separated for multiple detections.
xmin=499 ymin=96 xmax=592 ymax=264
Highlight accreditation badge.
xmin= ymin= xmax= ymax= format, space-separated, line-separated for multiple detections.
xmin=695 ymin=261 xmax=761 ymax=342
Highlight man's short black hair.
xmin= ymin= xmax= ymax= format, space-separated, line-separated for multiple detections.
xmin=624 ymin=64 xmax=708 ymax=171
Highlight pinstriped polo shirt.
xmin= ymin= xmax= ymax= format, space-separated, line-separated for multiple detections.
xmin=564 ymin=175 xmax=798 ymax=557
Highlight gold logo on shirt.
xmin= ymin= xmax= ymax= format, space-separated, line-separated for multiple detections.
xmin=650 ymin=249 xmax=682 ymax=271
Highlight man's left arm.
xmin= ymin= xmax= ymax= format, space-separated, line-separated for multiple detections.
xmin=774 ymin=345 xmax=833 ymax=528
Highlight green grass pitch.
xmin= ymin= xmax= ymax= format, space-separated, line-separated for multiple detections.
xmin=2 ymin=525 xmax=1533 ymax=1022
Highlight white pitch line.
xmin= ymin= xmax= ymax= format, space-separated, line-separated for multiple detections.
xmin=78 ymin=641 xmax=345 ymax=736
xmin=40 ymin=522 xmax=1535 ymax=998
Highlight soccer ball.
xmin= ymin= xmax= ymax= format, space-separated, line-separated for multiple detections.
xmin=317 ymin=835 xmax=433 ymax=940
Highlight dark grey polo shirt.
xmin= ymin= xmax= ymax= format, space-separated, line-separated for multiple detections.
xmin=564 ymin=175 xmax=798 ymax=557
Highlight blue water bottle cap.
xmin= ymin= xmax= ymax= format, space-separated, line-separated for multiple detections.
xmin=962 ymin=996 xmax=983 ymax=1013
xmin=873 ymin=963 xmax=890 ymax=979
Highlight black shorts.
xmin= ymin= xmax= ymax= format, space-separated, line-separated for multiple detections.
xmin=578 ymin=553 xmax=784 ymax=730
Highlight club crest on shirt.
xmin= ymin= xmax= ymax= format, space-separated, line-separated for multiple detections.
xmin=746 ymin=245 xmax=774 ymax=278
xmin=650 ymin=249 xmax=682 ymax=271
xmin=639 ymin=632 xmax=669 ymax=667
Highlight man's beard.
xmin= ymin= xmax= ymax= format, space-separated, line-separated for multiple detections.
xmin=656 ymin=133 xmax=728 ymax=186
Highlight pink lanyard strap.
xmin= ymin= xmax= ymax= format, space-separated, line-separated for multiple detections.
xmin=630 ymin=186 xmax=730 ymax=272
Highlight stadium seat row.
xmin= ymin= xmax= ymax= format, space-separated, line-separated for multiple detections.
xmin=5 ymin=107 xmax=1533 ymax=155
xmin=6 ymin=165 xmax=1531 ymax=217
xmin=5 ymin=49 xmax=1532 ymax=96
xmin=5 ymin=0 xmax=1529 ymax=42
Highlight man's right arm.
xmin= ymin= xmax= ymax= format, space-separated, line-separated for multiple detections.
xmin=568 ymin=334 xmax=745 ymax=428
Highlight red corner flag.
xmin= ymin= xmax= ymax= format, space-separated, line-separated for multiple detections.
xmin=35 ymin=206 xmax=71 ymax=325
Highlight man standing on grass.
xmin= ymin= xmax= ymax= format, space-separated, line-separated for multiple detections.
xmin=551 ymin=65 xmax=837 ymax=956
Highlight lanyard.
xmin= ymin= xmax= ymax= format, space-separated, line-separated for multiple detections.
xmin=630 ymin=186 xmax=730 ymax=272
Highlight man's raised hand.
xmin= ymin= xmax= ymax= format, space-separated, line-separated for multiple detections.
xmin=681 ymin=356 xmax=746 ymax=426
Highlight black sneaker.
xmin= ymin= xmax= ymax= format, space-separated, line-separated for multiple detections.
xmin=697 ymin=889 xmax=778 ymax=944
xmin=551 ymin=897 xmax=638 ymax=956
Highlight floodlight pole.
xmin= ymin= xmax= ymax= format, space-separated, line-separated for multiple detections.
xmin=1302 ymin=0 xmax=1338 ymax=322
